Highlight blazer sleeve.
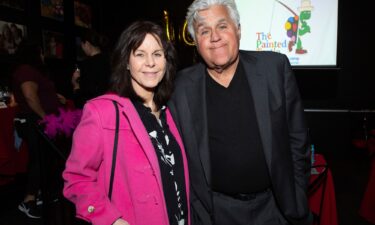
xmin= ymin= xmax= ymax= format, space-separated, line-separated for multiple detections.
xmin=62 ymin=102 xmax=122 ymax=225
xmin=283 ymin=55 xmax=313 ymax=224
xmin=283 ymin=55 xmax=310 ymax=189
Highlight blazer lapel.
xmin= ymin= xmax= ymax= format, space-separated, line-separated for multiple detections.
xmin=241 ymin=54 xmax=273 ymax=171
xmin=185 ymin=64 xmax=212 ymax=185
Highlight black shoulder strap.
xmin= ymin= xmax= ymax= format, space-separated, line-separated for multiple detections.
xmin=108 ymin=100 xmax=119 ymax=200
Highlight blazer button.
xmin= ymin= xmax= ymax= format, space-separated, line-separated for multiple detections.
xmin=88 ymin=205 xmax=95 ymax=213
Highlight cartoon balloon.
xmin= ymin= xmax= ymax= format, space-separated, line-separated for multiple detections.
xmin=285 ymin=21 xmax=292 ymax=30
xmin=287 ymin=30 xmax=293 ymax=37
xmin=292 ymin=23 xmax=298 ymax=32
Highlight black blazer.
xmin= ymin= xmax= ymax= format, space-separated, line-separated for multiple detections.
xmin=169 ymin=51 xmax=313 ymax=225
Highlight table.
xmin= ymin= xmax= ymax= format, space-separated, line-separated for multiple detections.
xmin=308 ymin=154 xmax=338 ymax=225
xmin=0 ymin=106 xmax=28 ymax=185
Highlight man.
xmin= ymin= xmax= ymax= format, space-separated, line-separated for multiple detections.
xmin=169 ymin=0 xmax=313 ymax=225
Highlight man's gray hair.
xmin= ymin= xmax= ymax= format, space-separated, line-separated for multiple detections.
xmin=186 ymin=0 xmax=240 ymax=41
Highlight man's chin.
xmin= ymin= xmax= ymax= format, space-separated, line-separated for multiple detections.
xmin=209 ymin=60 xmax=237 ymax=73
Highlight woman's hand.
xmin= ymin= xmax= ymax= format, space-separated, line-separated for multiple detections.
xmin=112 ymin=218 xmax=130 ymax=225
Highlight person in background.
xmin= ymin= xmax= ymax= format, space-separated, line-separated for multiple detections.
xmin=168 ymin=0 xmax=312 ymax=225
xmin=63 ymin=21 xmax=190 ymax=225
xmin=12 ymin=42 xmax=64 ymax=219
xmin=71 ymin=29 xmax=111 ymax=108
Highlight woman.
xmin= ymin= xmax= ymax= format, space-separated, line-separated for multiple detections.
xmin=71 ymin=29 xmax=111 ymax=108
xmin=63 ymin=21 xmax=190 ymax=225
xmin=12 ymin=42 xmax=63 ymax=219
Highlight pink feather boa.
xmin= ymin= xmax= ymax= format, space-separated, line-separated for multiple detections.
xmin=39 ymin=107 xmax=82 ymax=139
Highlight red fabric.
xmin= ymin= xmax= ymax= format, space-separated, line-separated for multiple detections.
xmin=359 ymin=139 xmax=375 ymax=224
xmin=0 ymin=106 xmax=28 ymax=185
xmin=308 ymin=154 xmax=338 ymax=225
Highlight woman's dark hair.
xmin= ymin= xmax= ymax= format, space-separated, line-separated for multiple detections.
xmin=80 ymin=29 xmax=108 ymax=50
xmin=109 ymin=20 xmax=177 ymax=110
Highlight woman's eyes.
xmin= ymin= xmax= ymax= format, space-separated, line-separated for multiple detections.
xmin=134 ymin=52 xmax=164 ymax=57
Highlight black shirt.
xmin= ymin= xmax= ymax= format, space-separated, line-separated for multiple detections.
xmin=206 ymin=61 xmax=271 ymax=194
xmin=133 ymin=101 xmax=188 ymax=225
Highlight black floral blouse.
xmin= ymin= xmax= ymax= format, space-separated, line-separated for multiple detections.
xmin=133 ymin=101 xmax=187 ymax=225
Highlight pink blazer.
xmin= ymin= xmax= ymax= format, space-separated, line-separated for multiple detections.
xmin=63 ymin=94 xmax=190 ymax=225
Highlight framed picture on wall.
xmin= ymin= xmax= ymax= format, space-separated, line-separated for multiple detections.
xmin=40 ymin=0 xmax=64 ymax=21
xmin=0 ymin=20 xmax=26 ymax=55
xmin=0 ymin=0 xmax=25 ymax=10
xmin=42 ymin=30 xmax=64 ymax=59
xmin=74 ymin=0 xmax=92 ymax=28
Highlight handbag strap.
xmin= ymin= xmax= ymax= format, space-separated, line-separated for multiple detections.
xmin=108 ymin=100 xmax=119 ymax=200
